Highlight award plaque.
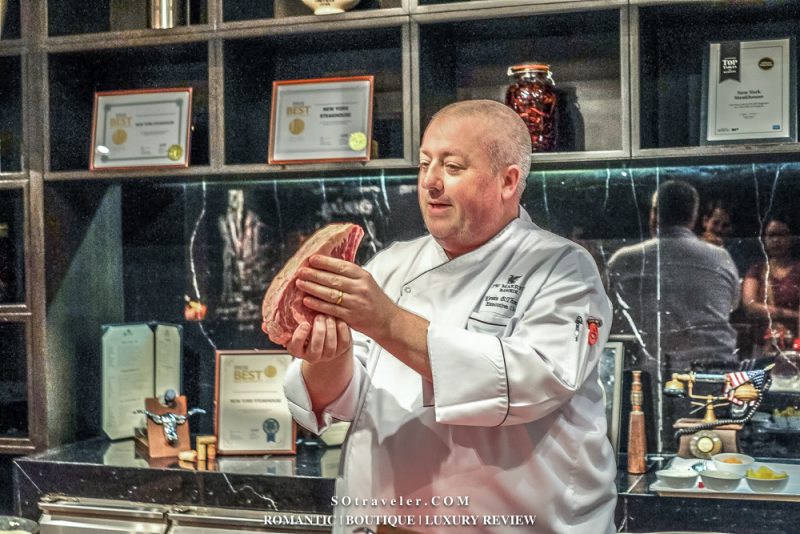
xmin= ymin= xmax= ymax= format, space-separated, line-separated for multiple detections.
xmin=214 ymin=350 xmax=296 ymax=455
xmin=268 ymin=76 xmax=374 ymax=164
xmin=702 ymin=38 xmax=797 ymax=144
xmin=90 ymin=87 xmax=193 ymax=170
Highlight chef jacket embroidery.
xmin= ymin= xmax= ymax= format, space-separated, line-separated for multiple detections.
xmin=478 ymin=273 xmax=524 ymax=317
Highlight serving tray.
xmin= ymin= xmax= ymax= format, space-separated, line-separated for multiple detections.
xmin=650 ymin=457 xmax=800 ymax=501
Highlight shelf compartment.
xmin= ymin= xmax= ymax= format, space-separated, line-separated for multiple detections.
xmin=0 ymin=0 xmax=21 ymax=40
xmin=222 ymin=0 xmax=403 ymax=23
xmin=0 ymin=321 xmax=28 ymax=439
xmin=48 ymin=0 xmax=208 ymax=37
xmin=48 ymin=42 xmax=209 ymax=172
xmin=417 ymin=7 xmax=626 ymax=157
xmin=635 ymin=2 xmax=800 ymax=152
xmin=412 ymin=0 xmax=619 ymax=14
xmin=0 ymin=186 xmax=25 ymax=305
xmin=43 ymin=173 xmax=422 ymax=437
xmin=0 ymin=55 xmax=22 ymax=174
xmin=223 ymin=25 xmax=406 ymax=165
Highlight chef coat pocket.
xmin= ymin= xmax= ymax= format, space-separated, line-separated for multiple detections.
xmin=466 ymin=311 xmax=511 ymax=337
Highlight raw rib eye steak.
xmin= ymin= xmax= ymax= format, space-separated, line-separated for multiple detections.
xmin=261 ymin=223 xmax=364 ymax=346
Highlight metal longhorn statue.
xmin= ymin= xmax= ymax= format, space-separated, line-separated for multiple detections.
xmin=136 ymin=407 xmax=206 ymax=445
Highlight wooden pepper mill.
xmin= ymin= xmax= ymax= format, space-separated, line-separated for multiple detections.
xmin=627 ymin=370 xmax=647 ymax=474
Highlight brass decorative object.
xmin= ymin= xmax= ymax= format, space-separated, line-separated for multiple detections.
xmin=664 ymin=365 xmax=774 ymax=458
xmin=627 ymin=370 xmax=647 ymax=474
xmin=149 ymin=0 xmax=180 ymax=29
xmin=688 ymin=430 xmax=723 ymax=459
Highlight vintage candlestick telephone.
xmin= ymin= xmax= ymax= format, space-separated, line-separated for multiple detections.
xmin=663 ymin=365 xmax=773 ymax=458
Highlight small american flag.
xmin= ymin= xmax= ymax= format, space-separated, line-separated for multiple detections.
xmin=724 ymin=370 xmax=767 ymax=406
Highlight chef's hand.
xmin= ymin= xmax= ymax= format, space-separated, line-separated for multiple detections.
xmin=299 ymin=255 xmax=433 ymax=382
xmin=286 ymin=314 xmax=352 ymax=365
xmin=296 ymin=255 xmax=397 ymax=341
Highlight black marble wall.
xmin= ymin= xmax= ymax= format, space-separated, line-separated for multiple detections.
xmin=0 ymin=455 xmax=16 ymax=515
xmin=39 ymin=162 xmax=800 ymax=456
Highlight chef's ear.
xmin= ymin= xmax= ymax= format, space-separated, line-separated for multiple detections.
xmin=501 ymin=164 xmax=522 ymax=200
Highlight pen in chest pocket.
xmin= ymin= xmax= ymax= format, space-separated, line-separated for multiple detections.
xmin=574 ymin=316 xmax=583 ymax=341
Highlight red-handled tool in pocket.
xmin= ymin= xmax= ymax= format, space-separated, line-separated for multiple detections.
xmin=587 ymin=317 xmax=603 ymax=346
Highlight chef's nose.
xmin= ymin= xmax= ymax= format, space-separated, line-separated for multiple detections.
xmin=421 ymin=162 xmax=443 ymax=191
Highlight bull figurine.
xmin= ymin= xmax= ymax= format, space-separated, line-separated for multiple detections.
xmin=136 ymin=407 xmax=206 ymax=445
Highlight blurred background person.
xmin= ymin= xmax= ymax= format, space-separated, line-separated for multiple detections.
xmin=742 ymin=215 xmax=800 ymax=353
xmin=608 ymin=180 xmax=740 ymax=371
xmin=608 ymin=180 xmax=741 ymax=449
xmin=698 ymin=199 xmax=733 ymax=247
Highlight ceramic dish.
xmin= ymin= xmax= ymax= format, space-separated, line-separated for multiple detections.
xmin=699 ymin=470 xmax=744 ymax=491
xmin=746 ymin=475 xmax=789 ymax=492
xmin=655 ymin=469 xmax=698 ymax=489
xmin=746 ymin=465 xmax=790 ymax=492
xmin=711 ymin=452 xmax=754 ymax=476
xmin=301 ymin=0 xmax=360 ymax=15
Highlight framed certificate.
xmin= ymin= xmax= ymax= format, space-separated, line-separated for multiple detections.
xmin=599 ymin=340 xmax=625 ymax=456
xmin=268 ymin=76 xmax=374 ymax=164
xmin=702 ymin=38 xmax=797 ymax=144
xmin=90 ymin=87 xmax=193 ymax=170
xmin=101 ymin=322 xmax=183 ymax=440
xmin=214 ymin=349 xmax=296 ymax=455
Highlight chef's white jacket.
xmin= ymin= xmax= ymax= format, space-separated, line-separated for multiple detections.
xmin=284 ymin=211 xmax=617 ymax=534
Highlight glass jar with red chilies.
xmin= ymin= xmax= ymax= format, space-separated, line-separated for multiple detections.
xmin=505 ymin=63 xmax=558 ymax=152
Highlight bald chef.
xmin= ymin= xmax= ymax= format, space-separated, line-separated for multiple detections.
xmin=281 ymin=100 xmax=616 ymax=533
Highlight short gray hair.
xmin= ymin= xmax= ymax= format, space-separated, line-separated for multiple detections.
xmin=429 ymin=100 xmax=531 ymax=195
xmin=654 ymin=180 xmax=699 ymax=227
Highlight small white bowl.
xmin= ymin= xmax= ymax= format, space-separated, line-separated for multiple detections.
xmin=711 ymin=453 xmax=754 ymax=476
xmin=301 ymin=0 xmax=360 ymax=15
xmin=656 ymin=469 xmax=698 ymax=489
xmin=700 ymin=470 xmax=743 ymax=491
xmin=746 ymin=466 xmax=790 ymax=493
xmin=746 ymin=475 xmax=789 ymax=493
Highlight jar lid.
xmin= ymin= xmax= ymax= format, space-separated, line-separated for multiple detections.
xmin=508 ymin=63 xmax=551 ymax=76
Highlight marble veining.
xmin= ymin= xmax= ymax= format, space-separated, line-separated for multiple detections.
xmin=13 ymin=438 xmax=335 ymax=520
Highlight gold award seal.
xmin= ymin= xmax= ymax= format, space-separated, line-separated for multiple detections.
xmin=349 ymin=131 xmax=367 ymax=152
xmin=265 ymin=365 xmax=277 ymax=378
xmin=112 ymin=129 xmax=128 ymax=145
xmin=289 ymin=118 xmax=305 ymax=135
xmin=167 ymin=144 xmax=183 ymax=161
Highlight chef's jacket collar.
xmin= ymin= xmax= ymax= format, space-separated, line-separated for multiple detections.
xmin=430 ymin=204 xmax=533 ymax=268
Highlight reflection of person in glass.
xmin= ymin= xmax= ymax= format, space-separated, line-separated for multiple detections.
xmin=218 ymin=189 xmax=267 ymax=304
xmin=698 ymin=200 xmax=733 ymax=247
xmin=742 ymin=216 xmax=800 ymax=351
xmin=607 ymin=180 xmax=740 ymax=370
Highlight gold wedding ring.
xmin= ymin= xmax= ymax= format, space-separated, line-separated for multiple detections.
xmin=335 ymin=290 xmax=344 ymax=306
